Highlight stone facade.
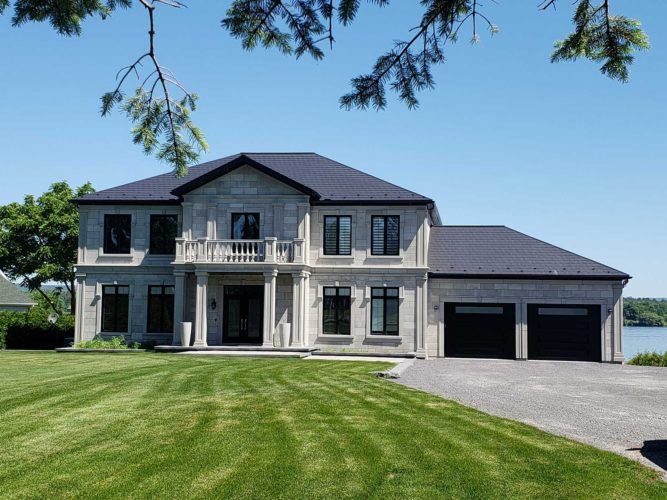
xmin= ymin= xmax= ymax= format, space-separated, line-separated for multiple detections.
xmin=427 ymin=279 xmax=624 ymax=362
xmin=74 ymin=161 xmax=626 ymax=361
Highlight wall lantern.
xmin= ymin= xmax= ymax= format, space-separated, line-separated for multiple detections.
xmin=211 ymin=298 xmax=217 ymax=310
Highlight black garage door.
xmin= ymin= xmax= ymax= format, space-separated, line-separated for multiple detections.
xmin=444 ymin=303 xmax=516 ymax=359
xmin=527 ymin=304 xmax=601 ymax=361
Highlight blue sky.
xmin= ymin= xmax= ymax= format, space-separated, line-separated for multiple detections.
xmin=0 ymin=2 xmax=664 ymax=296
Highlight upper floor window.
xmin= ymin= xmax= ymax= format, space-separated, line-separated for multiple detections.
xmin=149 ymin=215 xmax=177 ymax=255
xmin=101 ymin=285 xmax=129 ymax=332
xmin=323 ymin=216 xmax=351 ymax=255
xmin=370 ymin=287 xmax=399 ymax=335
xmin=104 ymin=214 xmax=131 ymax=254
xmin=147 ymin=285 xmax=175 ymax=333
xmin=231 ymin=213 xmax=260 ymax=240
xmin=371 ymin=216 xmax=400 ymax=256
xmin=323 ymin=287 xmax=351 ymax=335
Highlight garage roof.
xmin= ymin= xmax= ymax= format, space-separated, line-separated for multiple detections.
xmin=74 ymin=153 xmax=433 ymax=205
xmin=428 ymin=226 xmax=630 ymax=280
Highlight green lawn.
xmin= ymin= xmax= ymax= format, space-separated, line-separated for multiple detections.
xmin=0 ymin=352 xmax=664 ymax=499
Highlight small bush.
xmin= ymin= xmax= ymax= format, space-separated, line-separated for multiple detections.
xmin=2 ymin=309 xmax=74 ymax=349
xmin=627 ymin=351 xmax=667 ymax=367
xmin=0 ymin=329 xmax=6 ymax=350
xmin=74 ymin=335 xmax=140 ymax=350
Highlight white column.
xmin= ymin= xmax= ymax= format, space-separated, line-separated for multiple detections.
xmin=206 ymin=205 xmax=217 ymax=239
xmin=172 ymin=272 xmax=186 ymax=345
xmin=415 ymin=274 xmax=427 ymax=358
xmin=612 ymin=284 xmax=624 ymax=363
xmin=194 ymin=271 xmax=208 ymax=347
xmin=263 ymin=270 xmax=278 ymax=347
xmin=291 ymin=271 xmax=309 ymax=347
xmin=73 ymin=274 xmax=86 ymax=344
xmin=303 ymin=273 xmax=310 ymax=346
xmin=182 ymin=202 xmax=193 ymax=239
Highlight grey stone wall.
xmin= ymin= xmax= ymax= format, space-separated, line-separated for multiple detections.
xmin=426 ymin=278 xmax=625 ymax=361
xmin=307 ymin=271 xmax=421 ymax=354
xmin=77 ymin=267 xmax=175 ymax=344
xmin=78 ymin=205 xmax=182 ymax=266
xmin=309 ymin=206 xmax=430 ymax=269
xmin=183 ymin=165 xmax=310 ymax=241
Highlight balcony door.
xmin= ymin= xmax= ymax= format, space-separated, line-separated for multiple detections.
xmin=223 ymin=285 xmax=263 ymax=344
xmin=231 ymin=213 xmax=260 ymax=240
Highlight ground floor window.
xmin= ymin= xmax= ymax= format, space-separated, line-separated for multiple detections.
xmin=147 ymin=285 xmax=175 ymax=333
xmin=323 ymin=287 xmax=351 ymax=335
xmin=101 ymin=285 xmax=129 ymax=332
xmin=371 ymin=287 xmax=399 ymax=335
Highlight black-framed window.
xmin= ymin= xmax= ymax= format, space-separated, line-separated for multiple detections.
xmin=371 ymin=216 xmax=400 ymax=256
xmin=370 ymin=287 xmax=399 ymax=335
xmin=323 ymin=287 xmax=351 ymax=335
xmin=323 ymin=216 xmax=351 ymax=255
xmin=149 ymin=215 xmax=178 ymax=255
xmin=101 ymin=285 xmax=129 ymax=332
xmin=231 ymin=213 xmax=260 ymax=240
xmin=103 ymin=214 xmax=131 ymax=254
xmin=147 ymin=285 xmax=175 ymax=333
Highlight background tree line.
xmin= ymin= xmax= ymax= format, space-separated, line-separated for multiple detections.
xmin=624 ymin=298 xmax=667 ymax=327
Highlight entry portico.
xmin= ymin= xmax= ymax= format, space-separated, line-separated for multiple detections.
xmin=171 ymin=265 xmax=310 ymax=349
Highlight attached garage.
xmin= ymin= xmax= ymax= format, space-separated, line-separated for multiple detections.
xmin=527 ymin=304 xmax=601 ymax=362
xmin=444 ymin=303 xmax=515 ymax=359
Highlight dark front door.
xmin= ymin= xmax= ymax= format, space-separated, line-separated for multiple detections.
xmin=444 ymin=303 xmax=516 ymax=359
xmin=223 ymin=285 xmax=263 ymax=344
xmin=527 ymin=304 xmax=601 ymax=361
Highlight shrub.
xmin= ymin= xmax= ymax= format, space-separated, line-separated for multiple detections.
xmin=1 ymin=308 xmax=74 ymax=349
xmin=74 ymin=335 xmax=140 ymax=350
xmin=627 ymin=351 xmax=667 ymax=367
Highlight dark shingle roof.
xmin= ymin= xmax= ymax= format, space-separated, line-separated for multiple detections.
xmin=75 ymin=153 xmax=432 ymax=205
xmin=428 ymin=226 xmax=630 ymax=280
xmin=0 ymin=272 xmax=36 ymax=306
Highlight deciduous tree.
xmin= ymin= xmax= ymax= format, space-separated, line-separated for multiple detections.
xmin=0 ymin=182 xmax=94 ymax=314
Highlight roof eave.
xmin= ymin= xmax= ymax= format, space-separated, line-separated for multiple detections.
xmin=72 ymin=199 xmax=182 ymax=206
xmin=312 ymin=199 xmax=433 ymax=206
xmin=428 ymin=272 xmax=631 ymax=281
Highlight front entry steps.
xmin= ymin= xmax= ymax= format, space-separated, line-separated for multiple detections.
xmin=154 ymin=345 xmax=416 ymax=360
xmin=154 ymin=345 xmax=316 ymax=355
xmin=176 ymin=350 xmax=311 ymax=358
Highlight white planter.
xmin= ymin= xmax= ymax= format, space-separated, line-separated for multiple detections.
xmin=278 ymin=323 xmax=291 ymax=347
xmin=180 ymin=322 xmax=192 ymax=347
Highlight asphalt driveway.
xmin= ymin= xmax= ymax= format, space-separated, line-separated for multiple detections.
xmin=396 ymin=359 xmax=667 ymax=476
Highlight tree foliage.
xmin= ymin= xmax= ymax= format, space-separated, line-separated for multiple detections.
xmin=1 ymin=0 xmax=651 ymax=174
xmin=2 ymin=0 xmax=131 ymax=35
xmin=0 ymin=182 xmax=94 ymax=314
xmin=624 ymin=298 xmax=667 ymax=327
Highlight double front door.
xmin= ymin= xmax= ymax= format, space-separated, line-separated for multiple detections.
xmin=223 ymin=285 xmax=263 ymax=344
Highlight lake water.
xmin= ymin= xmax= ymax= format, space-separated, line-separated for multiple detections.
xmin=623 ymin=326 xmax=667 ymax=359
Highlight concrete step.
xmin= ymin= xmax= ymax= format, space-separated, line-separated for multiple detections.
xmin=175 ymin=350 xmax=310 ymax=358
xmin=154 ymin=345 xmax=315 ymax=353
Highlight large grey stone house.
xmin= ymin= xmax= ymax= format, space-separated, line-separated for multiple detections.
xmin=73 ymin=153 xmax=629 ymax=362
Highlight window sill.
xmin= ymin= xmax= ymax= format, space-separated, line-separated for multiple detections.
xmin=98 ymin=253 xmax=133 ymax=259
xmin=365 ymin=255 xmax=403 ymax=261
xmin=319 ymin=255 xmax=355 ymax=260
xmin=316 ymin=335 xmax=355 ymax=343
xmin=364 ymin=335 xmax=402 ymax=343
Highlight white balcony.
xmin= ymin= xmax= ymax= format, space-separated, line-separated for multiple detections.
xmin=175 ymin=237 xmax=305 ymax=264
